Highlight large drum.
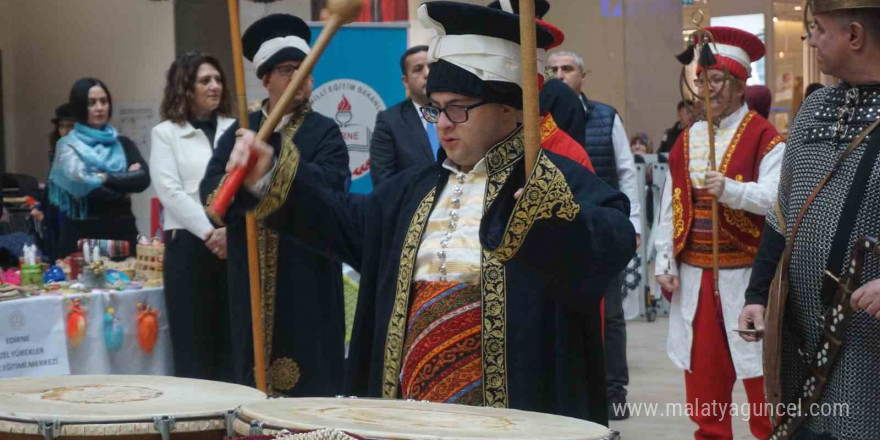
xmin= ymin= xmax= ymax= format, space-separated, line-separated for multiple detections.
xmin=234 ymin=397 xmax=616 ymax=440
xmin=0 ymin=375 xmax=265 ymax=440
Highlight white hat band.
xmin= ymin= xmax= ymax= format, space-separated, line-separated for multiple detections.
xmin=253 ymin=35 xmax=311 ymax=72
xmin=419 ymin=4 xmax=545 ymax=86
xmin=713 ymin=43 xmax=751 ymax=74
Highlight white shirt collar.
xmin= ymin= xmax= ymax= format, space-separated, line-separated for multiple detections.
xmin=717 ymin=103 xmax=749 ymax=130
xmin=412 ymin=99 xmax=428 ymax=129
xmin=442 ymin=157 xmax=488 ymax=175
xmin=262 ymin=103 xmax=294 ymax=133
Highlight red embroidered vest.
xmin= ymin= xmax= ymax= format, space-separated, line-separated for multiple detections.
xmin=668 ymin=111 xmax=783 ymax=268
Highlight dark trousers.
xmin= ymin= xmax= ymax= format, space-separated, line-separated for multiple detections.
xmin=163 ymin=229 xmax=232 ymax=382
xmin=604 ymin=271 xmax=629 ymax=397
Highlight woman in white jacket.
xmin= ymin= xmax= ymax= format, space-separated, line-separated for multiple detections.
xmin=150 ymin=51 xmax=235 ymax=381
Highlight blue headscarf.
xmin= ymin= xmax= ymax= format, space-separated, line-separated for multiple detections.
xmin=48 ymin=123 xmax=128 ymax=219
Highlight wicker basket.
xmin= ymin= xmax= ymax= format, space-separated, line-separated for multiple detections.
xmin=135 ymin=243 xmax=164 ymax=281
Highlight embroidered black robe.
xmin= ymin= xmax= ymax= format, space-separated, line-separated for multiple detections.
xmin=199 ymin=109 xmax=350 ymax=396
xmin=249 ymin=126 xmax=635 ymax=424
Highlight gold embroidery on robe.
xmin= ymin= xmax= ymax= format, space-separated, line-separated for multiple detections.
xmin=487 ymin=152 xmax=580 ymax=263
xmin=253 ymin=106 xmax=309 ymax=220
xmin=673 ymin=129 xmax=694 ymax=255
xmin=672 ymin=188 xmax=685 ymax=240
xmin=268 ymin=357 xmax=301 ymax=391
xmin=719 ymin=111 xmax=755 ymax=174
xmin=479 ymin=130 xmax=524 ymax=408
xmin=764 ymin=134 xmax=783 ymax=155
xmin=382 ymin=190 xmax=436 ymax=399
xmin=210 ymin=109 xmax=307 ymax=395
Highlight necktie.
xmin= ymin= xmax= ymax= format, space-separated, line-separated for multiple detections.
xmin=425 ymin=122 xmax=440 ymax=159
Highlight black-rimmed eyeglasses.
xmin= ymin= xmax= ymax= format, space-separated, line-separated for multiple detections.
xmin=421 ymin=101 xmax=488 ymax=124
xmin=273 ymin=64 xmax=300 ymax=77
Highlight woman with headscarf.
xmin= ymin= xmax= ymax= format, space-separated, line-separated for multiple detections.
xmin=629 ymin=132 xmax=652 ymax=156
xmin=49 ymin=78 xmax=150 ymax=258
xmin=745 ymin=85 xmax=772 ymax=119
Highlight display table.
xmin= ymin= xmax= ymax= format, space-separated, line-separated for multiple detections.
xmin=0 ymin=287 xmax=172 ymax=378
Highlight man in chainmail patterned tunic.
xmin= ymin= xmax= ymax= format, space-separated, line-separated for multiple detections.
xmin=740 ymin=2 xmax=880 ymax=439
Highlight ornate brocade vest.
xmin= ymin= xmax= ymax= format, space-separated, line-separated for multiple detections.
xmin=668 ymin=110 xmax=783 ymax=268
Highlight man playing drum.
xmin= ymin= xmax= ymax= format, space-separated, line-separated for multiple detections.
xmin=201 ymin=13 xmax=350 ymax=397
xmin=222 ymin=1 xmax=635 ymax=425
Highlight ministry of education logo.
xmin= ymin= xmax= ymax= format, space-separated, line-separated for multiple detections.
xmin=9 ymin=310 xmax=25 ymax=331
xmin=310 ymin=79 xmax=386 ymax=194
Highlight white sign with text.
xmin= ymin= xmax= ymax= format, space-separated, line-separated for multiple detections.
xmin=0 ymin=298 xmax=70 ymax=377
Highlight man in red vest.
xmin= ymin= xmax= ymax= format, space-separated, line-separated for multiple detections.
xmin=654 ymin=26 xmax=784 ymax=439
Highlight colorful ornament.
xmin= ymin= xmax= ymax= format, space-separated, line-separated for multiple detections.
xmin=43 ymin=265 xmax=66 ymax=284
xmin=66 ymin=298 xmax=87 ymax=347
xmin=2 ymin=269 xmax=21 ymax=286
xmin=136 ymin=302 xmax=159 ymax=354
xmin=103 ymin=307 xmax=123 ymax=351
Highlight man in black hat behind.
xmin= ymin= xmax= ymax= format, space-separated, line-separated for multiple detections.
xmin=223 ymin=2 xmax=634 ymax=424
xmin=200 ymin=13 xmax=350 ymax=397
xmin=30 ymin=103 xmax=77 ymax=262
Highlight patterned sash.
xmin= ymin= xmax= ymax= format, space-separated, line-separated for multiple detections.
xmin=679 ymin=189 xmax=753 ymax=269
xmin=400 ymin=281 xmax=483 ymax=405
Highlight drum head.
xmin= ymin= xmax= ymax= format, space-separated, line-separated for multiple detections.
xmin=0 ymin=375 xmax=264 ymax=428
xmin=237 ymin=398 xmax=612 ymax=440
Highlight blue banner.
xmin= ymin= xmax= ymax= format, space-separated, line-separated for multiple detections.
xmin=308 ymin=24 xmax=408 ymax=194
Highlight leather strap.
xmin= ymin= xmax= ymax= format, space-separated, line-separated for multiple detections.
xmin=781 ymin=118 xmax=880 ymax=276
xmin=818 ymin=128 xmax=880 ymax=306
xmin=773 ymin=202 xmax=785 ymax=233
xmin=770 ymin=118 xmax=880 ymax=439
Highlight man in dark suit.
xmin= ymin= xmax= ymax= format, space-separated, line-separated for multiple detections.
xmin=369 ymin=45 xmax=437 ymax=186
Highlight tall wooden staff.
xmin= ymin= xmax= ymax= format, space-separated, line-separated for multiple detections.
xmin=676 ymin=26 xmax=723 ymax=294
xmin=221 ymin=0 xmax=362 ymax=393
xmin=699 ymin=48 xmax=721 ymax=295
xmin=518 ymin=0 xmax=540 ymax=177
xmin=226 ymin=0 xmax=268 ymax=393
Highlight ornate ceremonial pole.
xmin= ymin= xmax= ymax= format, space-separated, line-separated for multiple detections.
xmin=677 ymin=23 xmax=722 ymax=295
xmin=209 ymin=0 xmax=363 ymax=220
xmin=699 ymin=49 xmax=721 ymax=296
xmin=226 ymin=0 xmax=267 ymax=393
xmin=518 ymin=0 xmax=541 ymax=178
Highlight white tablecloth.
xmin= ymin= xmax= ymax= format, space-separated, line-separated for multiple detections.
xmin=0 ymin=287 xmax=173 ymax=377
